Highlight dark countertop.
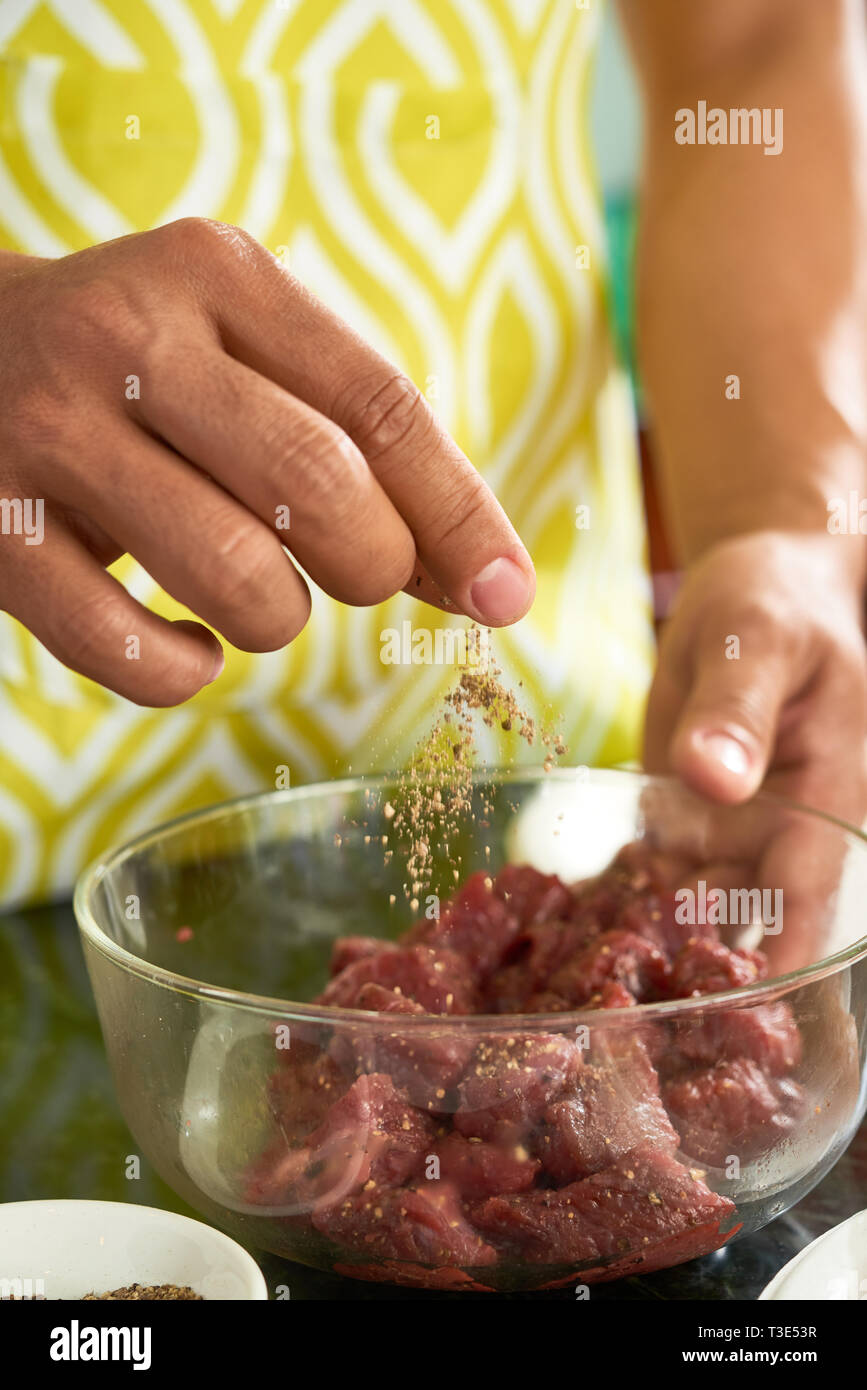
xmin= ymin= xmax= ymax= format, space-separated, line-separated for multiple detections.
xmin=1 ymin=899 xmax=864 ymax=1301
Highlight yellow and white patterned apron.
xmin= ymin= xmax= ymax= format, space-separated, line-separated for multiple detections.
xmin=0 ymin=0 xmax=653 ymax=907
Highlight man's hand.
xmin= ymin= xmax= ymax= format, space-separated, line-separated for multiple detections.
xmin=0 ymin=220 xmax=535 ymax=706
xmin=645 ymin=532 xmax=867 ymax=971
xmin=645 ymin=531 xmax=867 ymax=818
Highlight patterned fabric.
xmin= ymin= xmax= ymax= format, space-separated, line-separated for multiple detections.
xmin=0 ymin=0 xmax=653 ymax=907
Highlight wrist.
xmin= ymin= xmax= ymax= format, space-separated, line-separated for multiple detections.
xmin=687 ymin=526 xmax=867 ymax=611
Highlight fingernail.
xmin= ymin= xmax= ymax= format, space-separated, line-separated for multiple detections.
xmin=207 ymin=648 xmax=225 ymax=685
xmin=696 ymin=730 xmax=752 ymax=777
xmin=469 ymin=557 xmax=533 ymax=623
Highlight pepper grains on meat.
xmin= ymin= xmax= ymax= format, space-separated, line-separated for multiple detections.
xmin=245 ymin=843 xmax=805 ymax=1285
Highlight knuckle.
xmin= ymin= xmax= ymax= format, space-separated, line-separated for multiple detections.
xmin=157 ymin=216 xmax=262 ymax=269
xmin=268 ymin=415 xmax=367 ymax=514
xmin=209 ymin=521 xmax=305 ymax=649
xmin=340 ymin=372 xmax=432 ymax=463
xmin=210 ymin=520 xmax=277 ymax=604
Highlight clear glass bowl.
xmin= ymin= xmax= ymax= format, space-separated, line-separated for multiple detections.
xmin=74 ymin=769 xmax=867 ymax=1292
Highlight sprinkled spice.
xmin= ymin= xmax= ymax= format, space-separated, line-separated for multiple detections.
xmin=388 ymin=626 xmax=565 ymax=899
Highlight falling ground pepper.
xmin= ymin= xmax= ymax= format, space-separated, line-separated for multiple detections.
xmin=388 ymin=625 xmax=566 ymax=900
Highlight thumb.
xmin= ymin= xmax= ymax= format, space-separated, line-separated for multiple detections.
xmin=669 ymin=638 xmax=791 ymax=803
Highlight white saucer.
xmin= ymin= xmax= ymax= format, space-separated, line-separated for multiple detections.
xmin=0 ymin=1199 xmax=268 ymax=1300
xmin=759 ymin=1209 xmax=867 ymax=1300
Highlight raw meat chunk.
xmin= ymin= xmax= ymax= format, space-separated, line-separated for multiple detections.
xmin=538 ymin=1034 xmax=679 ymax=1183
xmin=546 ymin=930 xmax=670 ymax=1006
xmin=405 ymin=870 xmax=520 ymax=977
xmin=265 ymin=1052 xmax=349 ymax=1146
xmin=521 ymin=991 xmax=572 ymax=1014
xmin=248 ymin=1073 xmax=437 ymax=1212
xmin=454 ymin=1033 xmax=582 ymax=1142
xmin=484 ymin=921 xmax=587 ymax=1013
xmin=317 ymin=943 xmax=476 ymax=1014
xmin=674 ymin=1000 xmax=802 ymax=1075
xmin=352 ymin=982 xmax=423 ymax=1015
xmin=595 ymin=980 xmax=668 ymax=1066
xmin=315 ymin=1180 xmax=498 ymax=1267
xmin=330 ymin=982 xmax=474 ymax=1111
xmin=469 ymin=1140 xmax=738 ymax=1268
xmin=596 ymin=980 xmax=637 ymax=1010
xmin=663 ymin=1058 xmax=805 ymax=1167
xmin=493 ymin=863 xmax=575 ymax=926
xmin=616 ymin=893 xmax=718 ymax=960
xmin=610 ymin=842 xmax=697 ymax=894
xmin=669 ymin=938 xmax=765 ymax=997
xmin=329 ymin=936 xmax=392 ymax=976
xmin=433 ymin=1130 xmax=540 ymax=1198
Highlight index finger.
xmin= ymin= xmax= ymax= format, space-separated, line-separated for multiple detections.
xmin=196 ymin=225 xmax=536 ymax=626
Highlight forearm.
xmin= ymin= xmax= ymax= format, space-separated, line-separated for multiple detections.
xmin=628 ymin=0 xmax=867 ymax=589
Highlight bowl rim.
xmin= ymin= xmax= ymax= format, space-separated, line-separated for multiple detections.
xmin=73 ymin=767 xmax=867 ymax=1030
xmin=0 ymin=1197 xmax=269 ymax=1299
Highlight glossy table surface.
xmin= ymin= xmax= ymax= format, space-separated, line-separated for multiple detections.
xmin=1 ymin=899 xmax=864 ymax=1301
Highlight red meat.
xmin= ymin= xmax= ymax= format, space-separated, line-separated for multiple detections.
xmin=616 ymin=893 xmax=719 ymax=960
xmin=248 ymin=1073 xmax=437 ymax=1212
xmin=265 ymin=1052 xmax=349 ymax=1145
xmin=609 ymin=842 xmax=697 ymax=893
xmin=330 ymin=983 xmax=474 ymax=1111
xmin=485 ymin=911 xmax=605 ymax=1013
xmin=454 ymin=1033 xmax=582 ymax=1142
xmin=538 ymin=1033 xmax=679 ymax=1183
xmin=493 ymin=863 xmax=575 ymax=926
xmin=317 ymin=943 xmax=477 ymax=1014
xmin=674 ymin=1000 xmax=802 ymax=1075
xmin=329 ymin=936 xmax=392 ymax=976
xmin=469 ymin=1140 xmax=738 ymax=1268
xmin=404 ymin=870 xmax=520 ymax=977
xmin=546 ymin=930 xmax=670 ymax=1006
xmin=521 ymin=991 xmax=572 ymax=1014
xmin=314 ymin=1180 xmax=498 ymax=1268
xmin=663 ymin=1058 xmax=805 ymax=1167
xmin=433 ymin=1130 xmax=540 ymax=1199
xmin=591 ymin=979 xmax=669 ymax=1066
xmin=249 ymin=851 xmax=809 ymax=1287
xmin=669 ymin=939 xmax=765 ymax=997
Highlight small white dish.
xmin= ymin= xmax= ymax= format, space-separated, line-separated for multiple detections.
xmin=0 ymin=1200 xmax=268 ymax=1300
xmin=759 ymin=1208 xmax=867 ymax=1300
